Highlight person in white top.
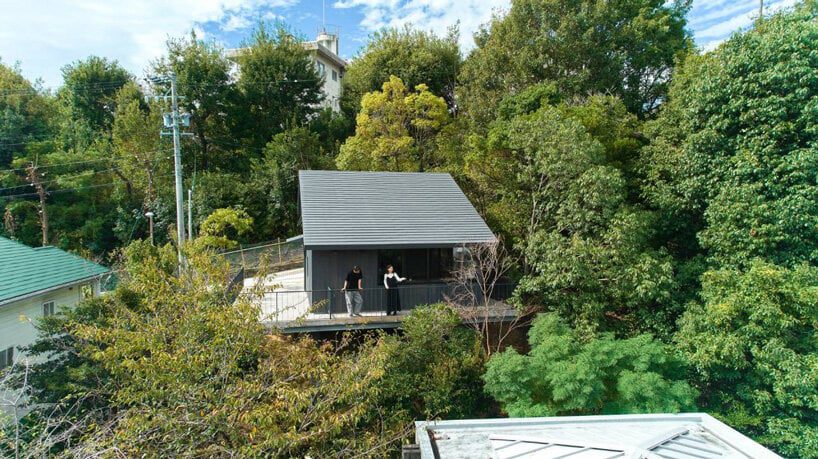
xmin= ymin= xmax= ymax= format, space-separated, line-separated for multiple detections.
xmin=383 ymin=264 xmax=407 ymax=315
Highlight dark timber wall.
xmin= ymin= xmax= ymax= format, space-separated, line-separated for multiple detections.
xmin=308 ymin=249 xmax=378 ymax=292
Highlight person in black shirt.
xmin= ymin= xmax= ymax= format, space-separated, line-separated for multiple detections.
xmin=342 ymin=265 xmax=363 ymax=316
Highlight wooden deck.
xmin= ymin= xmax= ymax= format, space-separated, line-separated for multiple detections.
xmin=243 ymin=267 xmax=518 ymax=333
xmin=263 ymin=303 xmax=519 ymax=333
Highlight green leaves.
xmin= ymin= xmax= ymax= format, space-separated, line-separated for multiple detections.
xmin=676 ymin=261 xmax=818 ymax=456
xmin=341 ymin=26 xmax=461 ymax=114
xmin=337 ymin=76 xmax=451 ymax=172
xmin=644 ymin=3 xmax=818 ymax=269
xmin=484 ymin=313 xmax=697 ymax=417
xmin=458 ymin=0 xmax=692 ymax=128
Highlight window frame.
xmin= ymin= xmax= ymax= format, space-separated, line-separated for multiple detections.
xmin=42 ymin=300 xmax=55 ymax=317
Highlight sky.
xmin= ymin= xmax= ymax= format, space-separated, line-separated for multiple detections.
xmin=0 ymin=0 xmax=800 ymax=89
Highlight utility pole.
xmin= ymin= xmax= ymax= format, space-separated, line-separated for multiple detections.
xmin=150 ymin=72 xmax=192 ymax=269
xmin=26 ymin=163 xmax=48 ymax=246
xmin=187 ymin=188 xmax=193 ymax=241
xmin=170 ymin=73 xmax=185 ymax=259
xmin=759 ymin=0 xmax=764 ymax=19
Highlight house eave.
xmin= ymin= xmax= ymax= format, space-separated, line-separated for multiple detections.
xmin=0 ymin=273 xmax=107 ymax=307
xmin=304 ymin=240 xmax=496 ymax=251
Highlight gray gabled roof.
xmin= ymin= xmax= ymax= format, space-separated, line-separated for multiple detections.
xmin=415 ymin=413 xmax=780 ymax=459
xmin=298 ymin=170 xmax=496 ymax=249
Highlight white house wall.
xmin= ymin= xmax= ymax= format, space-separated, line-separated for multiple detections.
xmin=0 ymin=281 xmax=96 ymax=364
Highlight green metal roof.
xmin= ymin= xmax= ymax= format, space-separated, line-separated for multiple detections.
xmin=0 ymin=237 xmax=110 ymax=305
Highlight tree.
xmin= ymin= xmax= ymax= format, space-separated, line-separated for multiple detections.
xmin=337 ymin=76 xmax=451 ymax=172
xmin=195 ymin=207 xmax=253 ymax=250
xmin=342 ymin=26 xmax=461 ymax=114
xmin=484 ymin=313 xmax=697 ymax=417
xmin=111 ymin=82 xmax=166 ymax=206
xmin=676 ymin=261 xmax=818 ymax=457
xmin=378 ymin=304 xmax=492 ymax=421
xmin=458 ymin=0 xmax=692 ymax=128
xmin=153 ymin=31 xmax=236 ymax=170
xmin=642 ymin=3 xmax=818 ymax=270
xmin=250 ymin=126 xmax=336 ymax=238
xmin=59 ymin=56 xmax=131 ymax=135
xmin=466 ymin=99 xmax=674 ymax=335
xmin=233 ymin=24 xmax=323 ymax=154
xmin=0 ymin=61 xmax=54 ymax=168
xmin=7 ymin=240 xmax=405 ymax=457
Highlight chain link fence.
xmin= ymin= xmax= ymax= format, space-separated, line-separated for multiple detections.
xmin=220 ymin=237 xmax=304 ymax=274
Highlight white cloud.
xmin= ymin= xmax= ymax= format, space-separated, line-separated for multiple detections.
xmin=0 ymin=0 xmax=296 ymax=88
xmin=222 ymin=14 xmax=253 ymax=32
xmin=333 ymin=0 xmax=509 ymax=54
xmin=691 ymin=0 xmax=799 ymax=49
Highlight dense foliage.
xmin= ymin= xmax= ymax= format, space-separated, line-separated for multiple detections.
xmin=2 ymin=1 xmax=818 ymax=456
xmin=485 ymin=313 xmax=697 ymax=417
xmin=341 ymin=26 xmax=461 ymax=114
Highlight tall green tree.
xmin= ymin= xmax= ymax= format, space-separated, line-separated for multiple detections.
xmin=467 ymin=91 xmax=673 ymax=335
xmin=111 ymin=82 xmax=166 ymax=207
xmin=233 ymin=24 xmax=323 ymax=154
xmin=458 ymin=0 xmax=691 ymax=128
xmin=342 ymin=26 xmax=461 ymax=114
xmin=59 ymin=56 xmax=131 ymax=136
xmin=643 ymin=3 xmax=818 ymax=270
xmin=0 ymin=61 xmax=54 ymax=168
xmin=484 ymin=313 xmax=697 ymax=417
xmin=153 ymin=32 xmax=236 ymax=170
xmin=676 ymin=261 xmax=818 ymax=457
xmin=337 ymin=76 xmax=451 ymax=172
xmin=251 ymin=127 xmax=335 ymax=237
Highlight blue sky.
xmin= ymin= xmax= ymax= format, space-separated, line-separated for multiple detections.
xmin=0 ymin=0 xmax=799 ymax=89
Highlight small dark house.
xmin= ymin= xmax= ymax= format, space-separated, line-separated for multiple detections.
xmin=298 ymin=170 xmax=496 ymax=314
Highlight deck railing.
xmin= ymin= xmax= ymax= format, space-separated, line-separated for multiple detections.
xmin=257 ymin=282 xmax=516 ymax=323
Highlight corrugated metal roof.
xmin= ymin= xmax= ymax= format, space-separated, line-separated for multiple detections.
xmin=415 ymin=414 xmax=781 ymax=459
xmin=298 ymin=170 xmax=496 ymax=249
xmin=0 ymin=237 xmax=110 ymax=305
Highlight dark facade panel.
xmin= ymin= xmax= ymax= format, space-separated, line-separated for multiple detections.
xmin=298 ymin=170 xmax=496 ymax=249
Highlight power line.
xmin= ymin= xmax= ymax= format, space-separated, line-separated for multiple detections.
xmin=0 ymin=150 xmax=165 ymax=174
xmin=0 ymin=173 xmax=175 ymax=200
xmin=0 ymin=167 xmax=123 ymax=192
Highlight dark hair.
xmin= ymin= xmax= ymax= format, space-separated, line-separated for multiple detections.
xmin=353 ymin=265 xmax=361 ymax=272
xmin=386 ymin=264 xmax=394 ymax=270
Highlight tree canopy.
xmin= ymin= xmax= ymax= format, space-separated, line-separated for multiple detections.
xmin=484 ymin=313 xmax=697 ymax=417
xmin=337 ymin=76 xmax=451 ymax=172
xmin=341 ymin=26 xmax=461 ymax=114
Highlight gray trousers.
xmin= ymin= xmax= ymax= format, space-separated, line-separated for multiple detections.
xmin=345 ymin=290 xmax=363 ymax=315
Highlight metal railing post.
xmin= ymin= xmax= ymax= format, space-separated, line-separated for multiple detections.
xmin=327 ymin=287 xmax=332 ymax=318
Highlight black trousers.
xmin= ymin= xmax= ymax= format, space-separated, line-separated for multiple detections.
xmin=386 ymin=287 xmax=401 ymax=314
